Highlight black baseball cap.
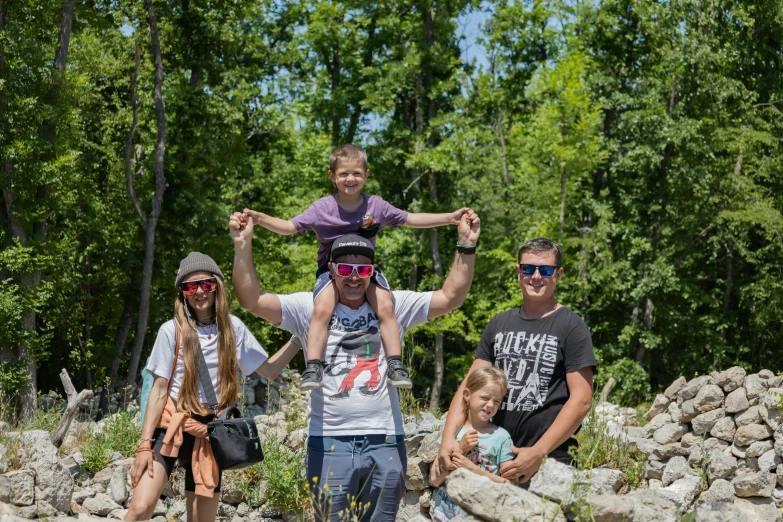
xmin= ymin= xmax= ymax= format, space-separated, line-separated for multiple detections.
xmin=330 ymin=234 xmax=375 ymax=262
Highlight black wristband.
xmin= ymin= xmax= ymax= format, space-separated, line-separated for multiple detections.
xmin=456 ymin=244 xmax=477 ymax=255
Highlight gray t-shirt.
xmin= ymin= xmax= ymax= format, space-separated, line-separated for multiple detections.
xmin=277 ymin=290 xmax=432 ymax=436
xmin=291 ymin=194 xmax=409 ymax=267
xmin=146 ymin=315 xmax=268 ymax=403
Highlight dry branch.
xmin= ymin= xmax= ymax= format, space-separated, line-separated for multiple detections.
xmin=51 ymin=369 xmax=93 ymax=448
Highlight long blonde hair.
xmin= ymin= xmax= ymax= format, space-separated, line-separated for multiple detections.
xmin=174 ymin=276 xmax=238 ymax=415
xmin=462 ymin=367 xmax=508 ymax=417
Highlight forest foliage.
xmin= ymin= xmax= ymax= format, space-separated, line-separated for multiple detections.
xmin=1 ymin=0 xmax=782 ymax=417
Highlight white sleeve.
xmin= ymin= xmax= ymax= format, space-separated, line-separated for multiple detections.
xmin=231 ymin=316 xmax=269 ymax=375
xmin=146 ymin=320 xmax=178 ymax=380
xmin=278 ymin=292 xmax=314 ymax=338
xmin=392 ymin=291 xmax=433 ymax=331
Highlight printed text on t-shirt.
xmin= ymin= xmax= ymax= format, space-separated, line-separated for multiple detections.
xmin=492 ymin=331 xmax=559 ymax=412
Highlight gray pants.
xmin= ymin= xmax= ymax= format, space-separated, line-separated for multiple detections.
xmin=306 ymin=434 xmax=407 ymax=522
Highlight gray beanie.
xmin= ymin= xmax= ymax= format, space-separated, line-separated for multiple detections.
xmin=175 ymin=252 xmax=224 ymax=289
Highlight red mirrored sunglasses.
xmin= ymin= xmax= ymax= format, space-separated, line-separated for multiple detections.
xmin=180 ymin=277 xmax=218 ymax=295
xmin=332 ymin=263 xmax=374 ymax=278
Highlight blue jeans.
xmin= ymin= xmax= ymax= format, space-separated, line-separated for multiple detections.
xmin=306 ymin=434 xmax=407 ymax=522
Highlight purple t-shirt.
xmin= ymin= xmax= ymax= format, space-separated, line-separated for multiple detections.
xmin=291 ymin=194 xmax=408 ymax=267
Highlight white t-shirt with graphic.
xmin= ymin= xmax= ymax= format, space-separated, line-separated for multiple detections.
xmin=278 ymin=290 xmax=433 ymax=436
xmin=146 ymin=315 xmax=268 ymax=404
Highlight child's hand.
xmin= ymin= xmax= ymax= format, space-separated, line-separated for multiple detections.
xmin=448 ymin=207 xmax=469 ymax=225
xmin=459 ymin=429 xmax=479 ymax=453
xmin=243 ymin=209 xmax=264 ymax=222
xmin=229 ymin=211 xmax=253 ymax=245
xmin=451 ymin=453 xmax=477 ymax=471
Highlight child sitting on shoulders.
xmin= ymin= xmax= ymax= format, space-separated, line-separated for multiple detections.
xmin=244 ymin=143 xmax=474 ymax=391
xmin=430 ymin=367 xmax=514 ymax=521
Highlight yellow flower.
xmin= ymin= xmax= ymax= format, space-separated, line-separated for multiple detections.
xmin=312 ymin=476 xmax=319 ymax=483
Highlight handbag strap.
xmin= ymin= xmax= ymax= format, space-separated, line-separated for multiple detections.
xmin=167 ymin=322 xmax=181 ymax=392
xmin=195 ymin=336 xmax=220 ymax=415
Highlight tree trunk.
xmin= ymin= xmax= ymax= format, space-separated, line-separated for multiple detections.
xmin=330 ymin=46 xmax=341 ymax=146
xmin=496 ymin=109 xmax=510 ymax=185
xmin=100 ymin=296 xmax=134 ymax=416
xmin=126 ymin=0 xmax=168 ymax=384
xmin=80 ymin=252 xmax=93 ymax=389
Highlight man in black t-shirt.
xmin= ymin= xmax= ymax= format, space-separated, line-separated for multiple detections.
xmin=437 ymin=238 xmax=596 ymax=483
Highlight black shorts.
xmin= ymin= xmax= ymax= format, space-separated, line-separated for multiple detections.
xmin=150 ymin=414 xmax=222 ymax=493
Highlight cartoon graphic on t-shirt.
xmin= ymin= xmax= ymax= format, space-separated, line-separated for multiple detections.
xmin=325 ymin=327 xmax=384 ymax=400
xmin=493 ymin=331 xmax=559 ymax=412
xmin=360 ymin=213 xmax=378 ymax=230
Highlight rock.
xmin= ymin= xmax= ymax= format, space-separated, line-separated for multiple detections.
xmin=760 ymin=403 xmax=783 ymax=431
xmin=287 ymin=429 xmax=307 ymax=451
xmin=688 ymin=445 xmax=705 ymax=466
xmin=759 ymin=450 xmax=781 ymax=471
xmin=83 ymin=493 xmax=121 ymax=516
xmin=733 ymin=444 xmax=750 ymax=458
xmin=582 ymin=494 xmax=635 ymax=522
xmin=241 ymin=383 xmax=256 ymax=405
xmin=726 ymin=387 xmax=751 ymax=414
xmin=693 ymin=384 xmax=725 ymax=413
xmin=643 ymin=413 xmax=672 ymax=439
xmin=704 ymin=437 xmax=730 ymax=453
xmin=680 ymin=432 xmax=704 ymax=448
xmin=659 ymin=475 xmax=702 ymax=513
xmin=445 ymin=468 xmax=565 ymax=521
xmin=92 ymin=466 xmax=115 ymax=488
xmin=737 ymin=458 xmax=760 ymax=476
xmin=653 ymin=423 xmax=689 ymax=445
xmin=72 ymin=487 xmax=96 ymax=504
xmin=733 ymin=471 xmax=776 ymax=497
xmin=14 ymin=431 xmax=74 ymax=512
xmin=5 ymin=470 xmax=34 ymax=506
xmin=706 ymin=450 xmax=738 ymax=483
xmin=0 ymin=477 xmax=9 ymax=505
xmin=645 ymin=460 xmax=666 ymax=480
xmin=667 ymin=401 xmax=685 ymax=423
xmin=664 ymin=376 xmax=687 ymax=400
xmin=416 ymin=431 xmax=441 ymax=463
xmin=733 ymin=497 xmax=782 ymax=522
xmin=108 ymin=466 xmax=128 ymax=505
xmin=404 ymin=457 xmax=429 ymax=491
xmin=579 ymin=468 xmax=625 ymax=494
xmin=680 ymin=400 xmax=698 ymax=423
xmin=694 ymin=501 xmax=749 ymax=522
xmin=716 ymin=367 xmax=747 ymax=393
xmin=624 ymin=488 xmax=679 ymax=522
xmin=679 ymin=375 xmax=713 ymax=402
xmin=776 ymin=438 xmax=783 ymax=458
xmin=648 ymin=478 xmax=663 ymax=490
xmin=629 ymin=437 xmax=690 ymax=461
xmin=528 ymin=459 xmax=576 ymax=503
xmin=661 ymin=456 xmax=696 ymax=486
xmin=221 ymin=488 xmax=245 ymax=505
xmin=700 ymin=479 xmax=735 ymax=504
xmin=745 ymin=375 xmax=766 ymax=400
xmin=778 ymin=464 xmax=783 ymax=486
xmin=692 ymin=408 xmax=725 ymax=435
xmin=711 ymin=416 xmax=737 ymax=442
xmin=747 ymin=440 xmax=774 ymax=458
xmin=166 ymin=499 xmax=186 ymax=519
xmin=759 ymin=370 xmax=775 ymax=379
xmin=396 ymin=491 xmax=425 ymax=522
xmin=737 ymin=406 xmax=763 ymax=427
xmin=735 ymin=424 xmax=774 ymax=446
xmin=645 ymin=395 xmax=672 ymax=421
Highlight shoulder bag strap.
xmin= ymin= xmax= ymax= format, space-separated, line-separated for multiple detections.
xmin=195 ymin=336 xmax=220 ymax=415
xmin=167 ymin=322 xmax=181 ymax=392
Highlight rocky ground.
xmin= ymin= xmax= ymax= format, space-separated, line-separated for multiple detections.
xmin=2 ymin=368 xmax=783 ymax=521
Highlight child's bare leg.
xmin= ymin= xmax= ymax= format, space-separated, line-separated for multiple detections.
xmin=367 ymin=283 xmax=412 ymax=388
xmin=301 ymin=282 xmax=338 ymax=391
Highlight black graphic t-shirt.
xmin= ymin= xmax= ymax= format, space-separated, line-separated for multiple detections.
xmin=475 ymin=306 xmax=596 ymax=462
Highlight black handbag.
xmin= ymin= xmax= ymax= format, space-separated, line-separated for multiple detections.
xmin=196 ymin=343 xmax=264 ymax=471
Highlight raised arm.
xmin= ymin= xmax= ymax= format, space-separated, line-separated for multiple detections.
xmin=230 ymin=212 xmax=283 ymax=324
xmin=405 ymin=207 xmax=469 ymax=228
xmin=427 ymin=211 xmax=480 ymax=321
xmin=244 ymin=209 xmax=297 ymax=236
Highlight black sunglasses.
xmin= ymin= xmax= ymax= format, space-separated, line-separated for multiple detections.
xmin=518 ymin=264 xmax=559 ymax=277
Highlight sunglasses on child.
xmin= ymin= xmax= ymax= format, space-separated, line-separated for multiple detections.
xmin=179 ymin=277 xmax=218 ymax=295
xmin=332 ymin=263 xmax=375 ymax=278
xmin=518 ymin=264 xmax=559 ymax=278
